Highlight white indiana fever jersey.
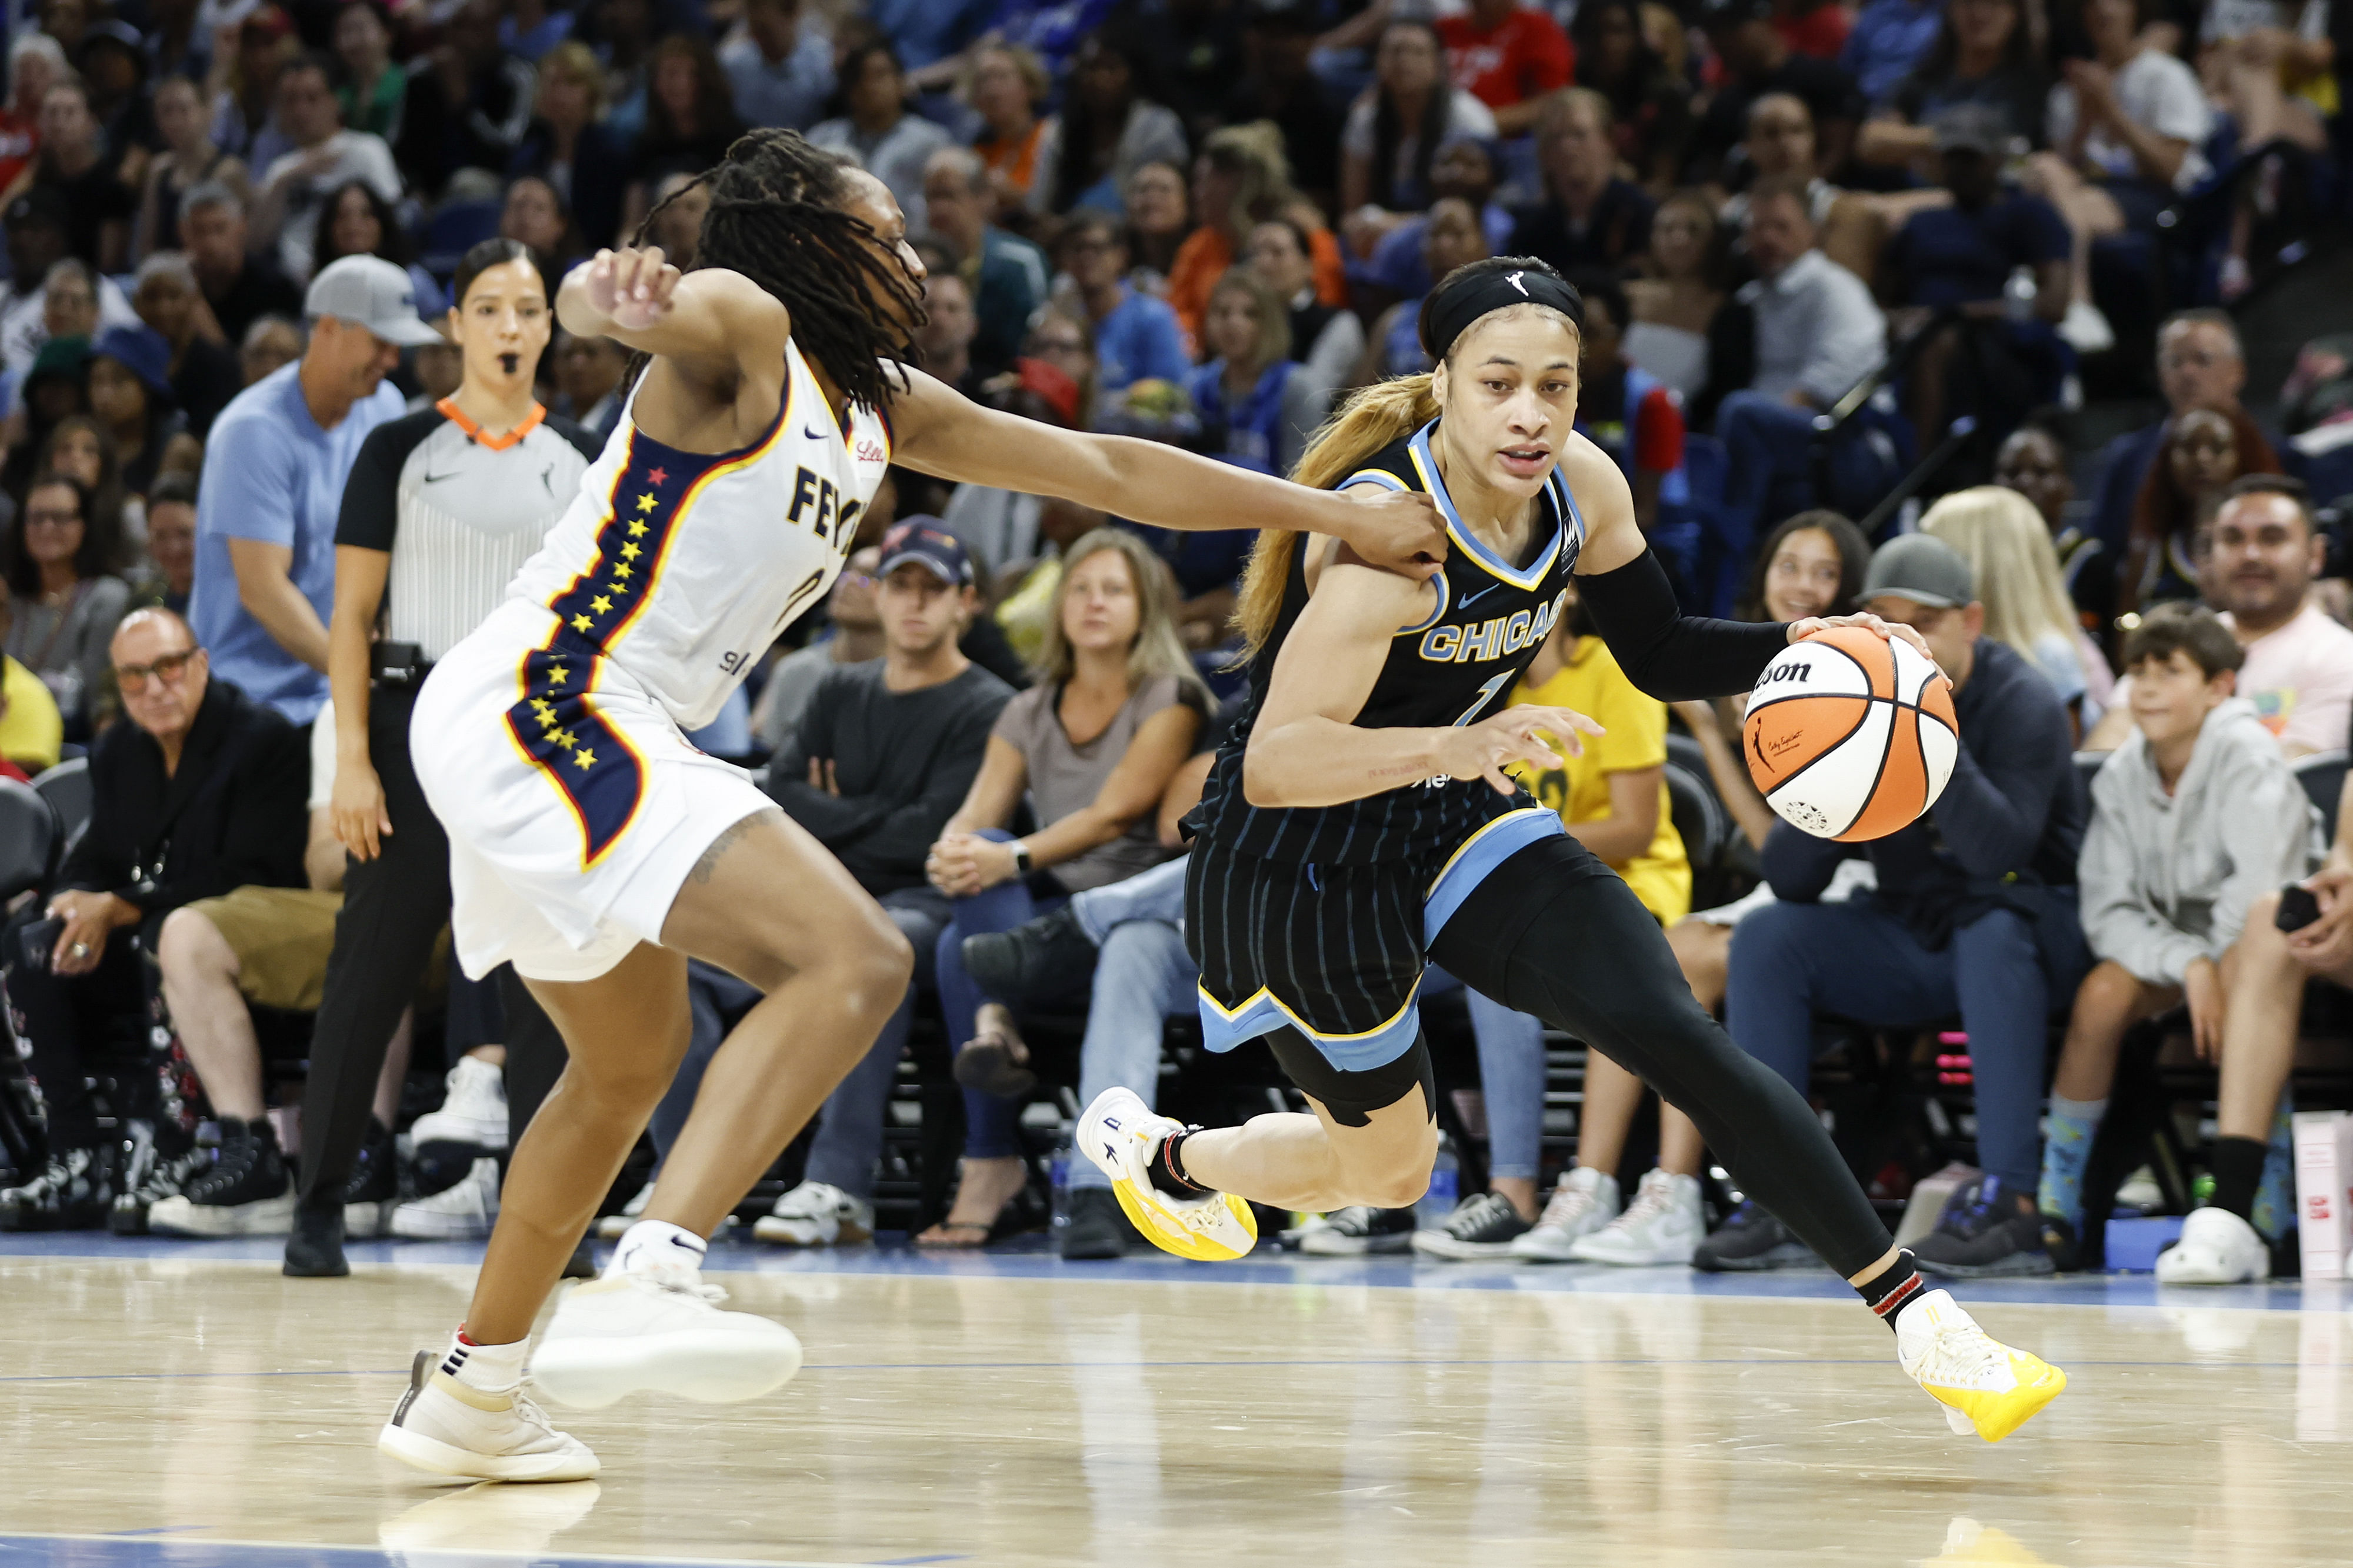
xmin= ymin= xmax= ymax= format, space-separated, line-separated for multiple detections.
xmin=505 ymin=339 xmax=891 ymax=730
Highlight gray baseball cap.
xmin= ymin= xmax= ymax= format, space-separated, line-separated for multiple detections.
xmin=304 ymin=255 xmax=443 ymax=347
xmin=1863 ymin=533 xmax=1977 ymax=609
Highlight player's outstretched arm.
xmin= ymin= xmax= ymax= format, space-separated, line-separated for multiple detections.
xmin=1565 ymin=437 xmax=1929 ymax=699
xmin=1242 ymin=551 xmax=1600 ymax=808
xmin=555 ymin=248 xmax=789 ymax=386
xmin=888 ymin=366 xmax=1447 ymax=579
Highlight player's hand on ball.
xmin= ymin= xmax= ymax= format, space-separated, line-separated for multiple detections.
xmin=1341 ymin=489 xmax=1447 ymax=581
xmin=582 ymin=246 xmax=680 ymax=332
xmin=1791 ymin=612 xmax=1944 ymax=682
xmin=1438 ymin=705 xmax=1605 ymax=796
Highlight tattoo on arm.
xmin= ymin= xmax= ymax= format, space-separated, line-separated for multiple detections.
xmin=688 ymin=809 xmax=778 ymax=885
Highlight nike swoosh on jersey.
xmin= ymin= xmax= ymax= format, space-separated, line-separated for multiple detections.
xmin=1458 ymin=584 xmax=1501 ymax=608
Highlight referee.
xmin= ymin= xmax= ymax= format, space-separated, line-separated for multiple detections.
xmin=286 ymin=238 xmax=602 ymax=1277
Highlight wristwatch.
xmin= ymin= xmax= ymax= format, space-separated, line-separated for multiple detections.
xmin=1010 ymin=839 xmax=1033 ymax=875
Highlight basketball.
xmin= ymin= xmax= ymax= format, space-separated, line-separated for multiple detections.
xmin=1742 ymin=626 xmax=1959 ymax=842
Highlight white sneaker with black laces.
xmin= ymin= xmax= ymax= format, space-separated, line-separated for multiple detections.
xmin=2155 ymin=1206 xmax=2269 ymax=1286
xmin=529 ymin=1256 xmax=803 ymax=1410
xmin=1412 ymin=1191 xmax=1535 ymax=1259
xmin=391 ymin=1156 xmax=501 ymax=1240
xmin=1569 ymin=1169 xmax=1705 ymax=1265
xmin=1297 ymin=1206 xmax=1415 ymax=1256
xmin=752 ymin=1180 xmax=874 ymax=1246
xmin=1508 ymin=1167 xmax=1621 ymax=1262
xmin=408 ymin=1055 xmax=511 ymax=1153
xmin=378 ymin=1349 xmax=598 ymax=1482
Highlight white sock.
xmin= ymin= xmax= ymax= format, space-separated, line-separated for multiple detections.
xmin=442 ymin=1328 xmax=528 ymax=1392
xmin=609 ymin=1218 xmax=708 ymax=1277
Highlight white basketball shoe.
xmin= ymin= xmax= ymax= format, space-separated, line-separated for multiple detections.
xmin=409 ymin=1055 xmax=511 ymax=1153
xmin=1896 ymin=1289 xmax=2067 ymax=1442
xmin=1075 ymin=1087 xmax=1257 ymax=1261
xmin=529 ymin=1227 xmax=803 ymax=1409
xmin=752 ymin=1180 xmax=874 ymax=1246
xmin=1508 ymin=1167 xmax=1621 ymax=1262
xmin=1569 ymin=1170 xmax=1705 ymax=1265
xmin=377 ymin=1348 xmax=598 ymax=1482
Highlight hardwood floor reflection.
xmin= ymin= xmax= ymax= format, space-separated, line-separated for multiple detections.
xmin=1 ymin=1257 xmax=2348 ymax=1567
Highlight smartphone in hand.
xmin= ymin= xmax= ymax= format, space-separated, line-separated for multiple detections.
xmin=2277 ymin=883 xmax=2322 ymax=933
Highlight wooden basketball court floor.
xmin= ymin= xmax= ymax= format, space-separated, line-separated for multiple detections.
xmin=3 ymin=1235 xmax=2351 ymax=1568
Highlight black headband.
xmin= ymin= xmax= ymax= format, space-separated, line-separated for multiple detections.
xmin=1422 ymin=266 xmax=1584 ymax=364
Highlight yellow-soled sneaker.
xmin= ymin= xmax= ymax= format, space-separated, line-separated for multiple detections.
xmin=1075 ymin=1087 xmax=1256 ymax=1262
xmin=1897 ymin=1288 xmax=2067 ymax=1442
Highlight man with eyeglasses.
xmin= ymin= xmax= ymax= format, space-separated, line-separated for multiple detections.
xmin=2085 ymin=310 xmax=2305 ymax=573
xmin=0 ymin=609 xmax=310 ymax=1232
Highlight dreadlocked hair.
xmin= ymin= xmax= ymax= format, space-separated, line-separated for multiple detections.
xmin=632 ymin=128 xmax=925 ymax=412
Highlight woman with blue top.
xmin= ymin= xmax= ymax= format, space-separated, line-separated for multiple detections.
xmin=1186 ymin=271 xmax=1327 ymax=479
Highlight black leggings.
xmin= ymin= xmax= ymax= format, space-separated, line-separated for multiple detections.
xmin=1427 ymin=834 xmax=1892 ymax=1279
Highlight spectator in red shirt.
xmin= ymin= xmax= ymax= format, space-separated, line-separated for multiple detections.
xmin=1775 ymin=0 xmax=1856 ymax=62
xmin=1570 ymin=271 xmax=1687 ymax=533
xmin=1437 ymin=0 xmax=1577 ymax=137
xmin=0 ymin=35 xmax=65 ymax=197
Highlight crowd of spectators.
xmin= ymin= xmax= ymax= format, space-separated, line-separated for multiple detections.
xmin=0 ymin=0 xmax=2345 ymax=1289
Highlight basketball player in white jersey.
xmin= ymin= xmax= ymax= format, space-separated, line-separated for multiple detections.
xmin=375 ymin=130 xmax=1443 ymax=1481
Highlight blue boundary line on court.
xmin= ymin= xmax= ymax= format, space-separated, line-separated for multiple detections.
xmin=0 ymin=1231 xmax=2335 ymax=1312
xmin=0 ymin=1534 xmax=941 ymax=1567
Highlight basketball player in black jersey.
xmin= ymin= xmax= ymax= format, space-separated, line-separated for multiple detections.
xmin=1079 ymin=258 xmax=2067 ymax=1443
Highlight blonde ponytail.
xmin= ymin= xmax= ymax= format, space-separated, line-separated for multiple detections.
xmin=1232 ymin=373 xmax=1441 ymax=660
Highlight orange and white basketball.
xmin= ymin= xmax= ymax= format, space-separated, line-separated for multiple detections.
xmin=1741 ymin=626 xmax=1958 ymax=842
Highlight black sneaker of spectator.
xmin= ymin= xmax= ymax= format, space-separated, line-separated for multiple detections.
xmin=963 ymin=905 xmax=1098 ymax=1003
xmin=0 ymin=1147 xmax=115 ymax=1231
xmin=284 ymin=1195 xmax=348 ymax=1278
xmin=1061 ymin=1186 xmax=1135 ymax=1261
xmin=1297 ymin=1206 xmax=1417 ymax=1256
xmin=2039 ymin=1212 xmax=2083 ymax=1274
xmin=1912 ymin=1176 xmax=2057 ymax=1279
xmin=1412 ymin=1191 xmax=1534 ymax=1259
xmin=1691 ymin=1200 xmax=1821 ymax=1272
xmin=184 ymin=1117 xmax=289 ymax=1209
xmin=339 ymin=1118 xmax=401 ymax=1237
xmin=111 ymin=1145 xmax=209 ymax=1236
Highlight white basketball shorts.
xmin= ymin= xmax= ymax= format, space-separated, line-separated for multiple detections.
xmin=411 ymin=600 xmax=771 ymax=982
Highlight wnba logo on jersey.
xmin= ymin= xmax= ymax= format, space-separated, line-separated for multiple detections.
xmin=1418 ymin=589 xmax=1569 ymax=665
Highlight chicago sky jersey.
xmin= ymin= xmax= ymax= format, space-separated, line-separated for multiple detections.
xmin=1191 ymin=418 xmax=1584 ymax=865
xmin=505 ymin=339 xmax=891 ymax=729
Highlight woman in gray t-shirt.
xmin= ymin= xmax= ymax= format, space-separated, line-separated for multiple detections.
xmin=921 ymin=528 xmax=1207 ymax=1246
xmin=5 ymin=473 xmax=131 ymax=739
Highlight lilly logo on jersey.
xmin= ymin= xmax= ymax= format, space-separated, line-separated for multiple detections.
xmin=1417 ymin=589 xmax=1568 ymax=665
xmin=855 ymin=438 xmax=888 ymax=465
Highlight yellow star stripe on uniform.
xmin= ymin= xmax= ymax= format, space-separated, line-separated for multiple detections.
xmin=569 ymin=615 xmax=592 ymax=633
xmin=546 ymin=665 xmax=568 ymax=684
xmin=627 ymin=521 xmax=649 ymax=538
xmin=590 ymin=595 xmax=614 ymax=614
xmin=612 ymin=563 xmax=632 ymax=581
xmin=621 ymin=542 xmax=642 ymax=561
xmin=574 ymin=748 xmax=595 ymax=769
xmin=635 ymin=493 xmax=657 ymax=513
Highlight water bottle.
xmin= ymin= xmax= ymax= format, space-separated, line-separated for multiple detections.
xmin=1416 ymin=1132 xmax=1459 ymax=1230
xmin=2003 ymin=265 xmax=2037 ymax=324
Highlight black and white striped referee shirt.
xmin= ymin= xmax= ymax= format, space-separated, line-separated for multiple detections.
xmin=334 ymin=398 xmax=602 ymax=661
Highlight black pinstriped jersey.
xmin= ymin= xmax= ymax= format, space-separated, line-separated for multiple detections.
xmin=1189 ymin=419 xmax=1584 ymax=865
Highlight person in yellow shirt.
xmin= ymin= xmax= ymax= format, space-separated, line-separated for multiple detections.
xmin=1413 ymin=592 xmax=1694 ymax=1260
xmin=0 ymin=600 xmax=65 ymax=774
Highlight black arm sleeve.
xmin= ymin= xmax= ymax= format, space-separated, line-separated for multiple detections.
xmin=1577 ymin=548 xmax=1791 ymax=702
